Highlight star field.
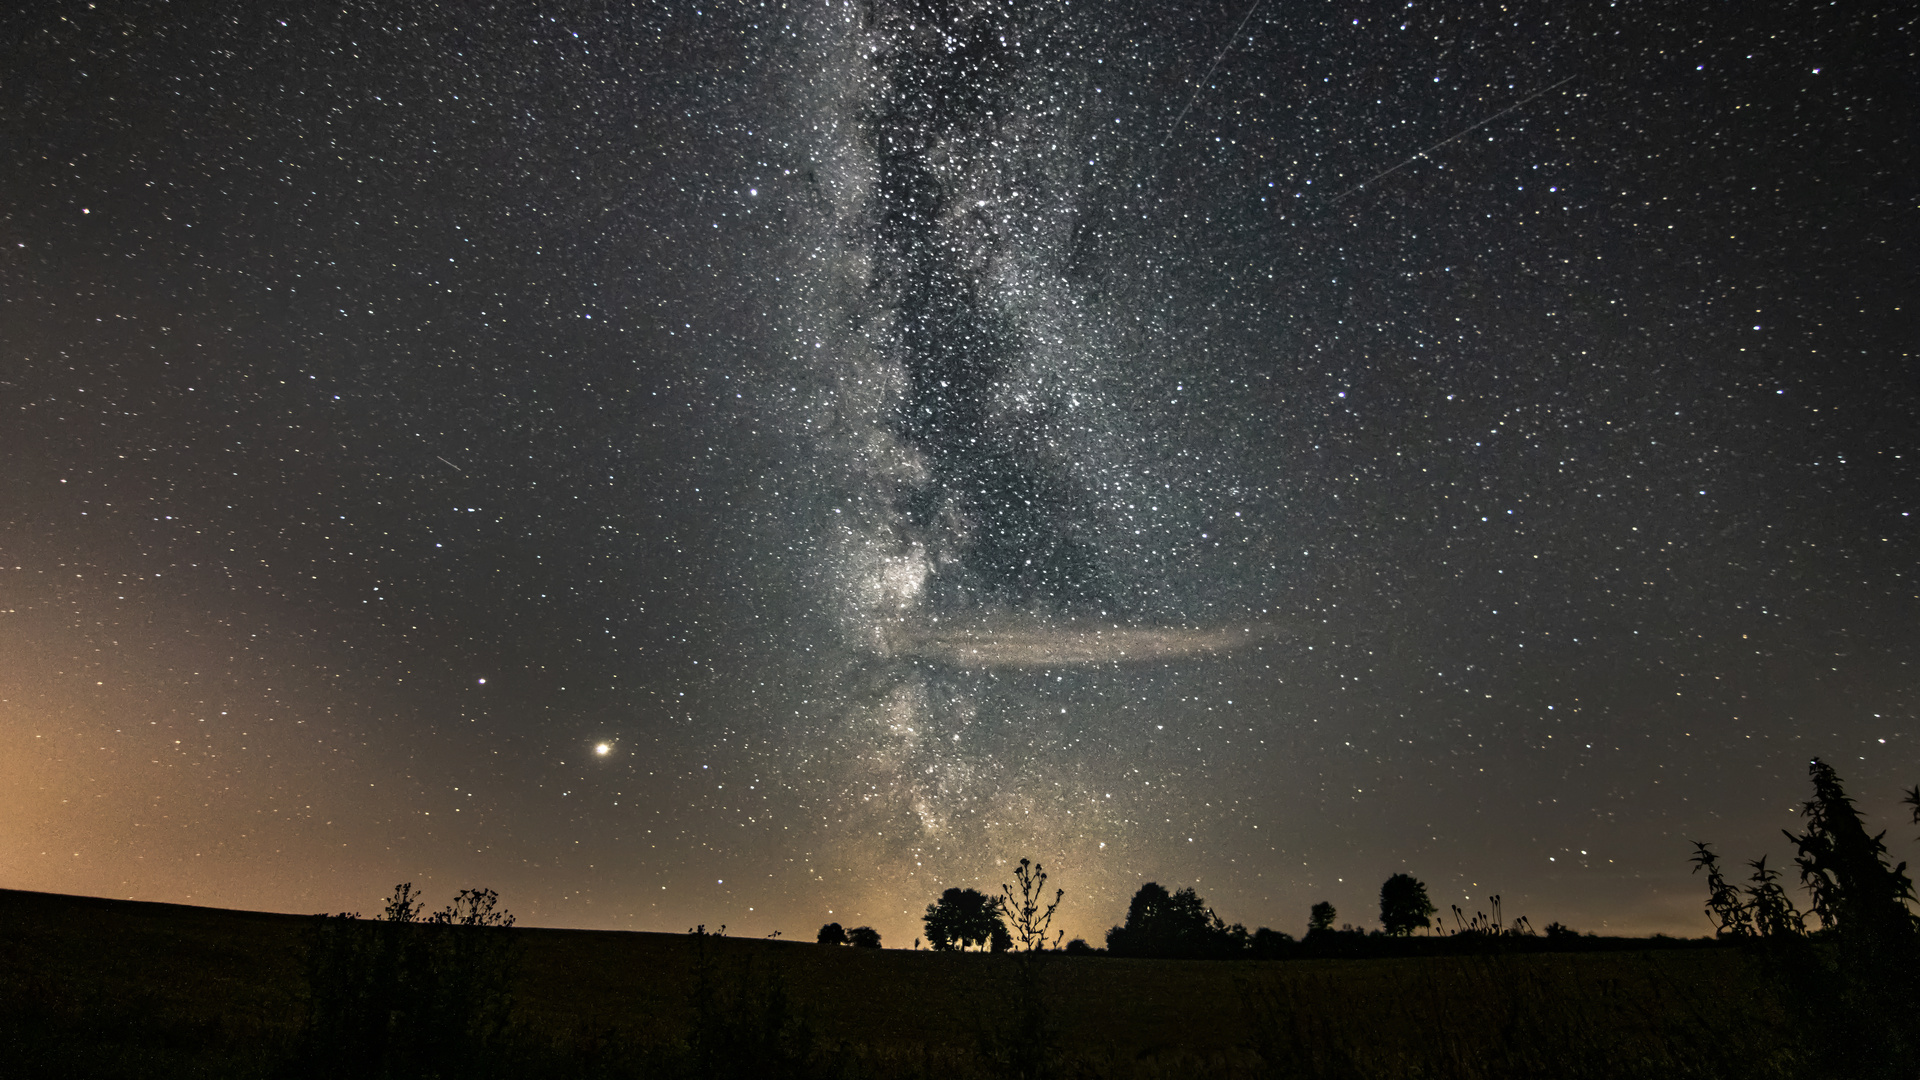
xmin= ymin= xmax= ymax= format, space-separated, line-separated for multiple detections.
xmin=1 ymin=0 xmax=1913 ymax=947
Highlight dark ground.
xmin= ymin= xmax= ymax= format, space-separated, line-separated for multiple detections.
xmin=0 ymin=887 xmax=1801 ymax=1078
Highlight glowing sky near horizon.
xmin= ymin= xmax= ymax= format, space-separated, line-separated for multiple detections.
xmin=1 ymin=0 xmax=1914 ymax=948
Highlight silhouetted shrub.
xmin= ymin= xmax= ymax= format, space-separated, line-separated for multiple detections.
xmin=845 ymin=926 xmax=881 ymax=948
xmin=685 ymin=932 xmax=814 ymax=1080
xmin=815 ymin=922 xmax=845 ymax=946
xmin=298 ymin=883 xmax=518 ymax=1078
xmin=1787 ymin=758 xmax=1917 ymax=946
xmin=1062 ymin=938 xmax=1095 ymax=955
xmin=1695 ymin=758 xmax=1920 ymax=1079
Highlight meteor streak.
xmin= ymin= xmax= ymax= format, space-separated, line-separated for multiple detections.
xmin=1164 ymin=0 xmax=1266 ymax=147
xmin=1331 ymin=74 xmax=1579 ymax=202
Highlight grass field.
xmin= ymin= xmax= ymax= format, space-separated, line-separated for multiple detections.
xmin=0 ymin=887 xmax=1809 ymax=1078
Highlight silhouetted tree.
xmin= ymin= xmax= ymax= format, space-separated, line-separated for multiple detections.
xmin=990 ymin=922 xmax=1013 ymax=952
xmin=923 ymin=887 xmax=1003 ymax=951
xmin=1062 ymin=938 xmax=1095 ymax=955
xmin=1307 ymin=901 xmax=1337 ymax=937
xmin=1106 ymin=883 xmax=1243 ymax=958
xmin=1220 ymin=921 xmax=1252 ymax=954
xmin=1378 ymin=873 xmax=1436 ymax=935
xmin=846 ymin=925 xmax=881 ymax=948
xmin=1250 ymin=927 xmax=1294 ymax=959
xmin=999 ymin=858 xmax=1064 ymax=952
xmin=816 ymin=922 xmax=846 ymax=945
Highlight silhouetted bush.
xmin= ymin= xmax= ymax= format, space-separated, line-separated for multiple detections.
xmin=684 ymin=931 xmax=815 ymax=1080
xmin=298 ymin=883 xmax=518 ymax=1078
xmin=1694 ymin=758 xmax=1920 ymax=1079
xmin=845 ymin=926 xmax=881 ymax=948
xmin=815 ymin=922 xmax=845 ymax=946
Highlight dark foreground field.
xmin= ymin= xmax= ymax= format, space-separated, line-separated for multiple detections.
xmin=0 ymin=888 xmax=1811 ymax=1079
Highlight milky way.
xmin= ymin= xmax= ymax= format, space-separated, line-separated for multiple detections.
xmin=755 ymin=3 xmax=1311 ymax=921
xmin=2 ymin=0 xmax=1913 ymax=947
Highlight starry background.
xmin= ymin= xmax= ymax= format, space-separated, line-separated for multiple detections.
xmin=2 ymin=0 xmax=1914 ymax=947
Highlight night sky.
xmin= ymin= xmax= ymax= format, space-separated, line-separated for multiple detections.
xmin=3 ymin=0 xmax=1914 ymax=948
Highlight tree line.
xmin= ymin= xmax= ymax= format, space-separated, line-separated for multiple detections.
xmin=815 ymin=856 xmax=1580 ymax=961
xmin=817 ymin=760 xmax=1915 ymax=966
xmin=283 ymin=758 xmax=1914 ymax=1075
xmin=251 ymin=753 xmax=1904 ymax=1068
